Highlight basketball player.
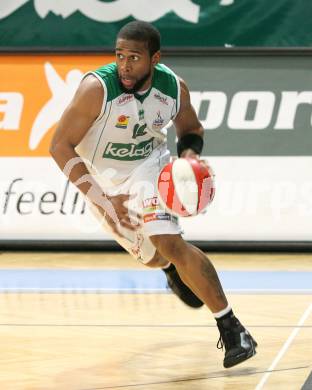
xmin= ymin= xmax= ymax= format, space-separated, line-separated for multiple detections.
xmin=50 ymin=21 xmax=257 ymax=368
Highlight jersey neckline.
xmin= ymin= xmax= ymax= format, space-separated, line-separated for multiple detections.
xmin=133 ymin=68 xmax=157 ymax=103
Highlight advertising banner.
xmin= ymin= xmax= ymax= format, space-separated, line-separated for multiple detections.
xmin=1 ymin=54 xmax=312 ymax=242
xmin=0 ymin=55 xmax=114 ymax=156
xmin=1 ymin=1 xmax=312 ymax=49
xmin=164 ymin=55 xmax=312 ymax=156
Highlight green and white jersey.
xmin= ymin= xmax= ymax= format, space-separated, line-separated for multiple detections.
xmin=76 ymin=62 xmax=181 ymax=185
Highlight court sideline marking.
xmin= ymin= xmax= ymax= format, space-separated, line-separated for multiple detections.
xmin=255 ymin=302 xmax=312 ymax=390
xmin=0 ymin=270 xmax=311 ymax=293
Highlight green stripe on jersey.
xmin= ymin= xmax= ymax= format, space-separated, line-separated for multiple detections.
xmin=153 ymin=64 xmax=178 ymax=100
xmin=94 ymin=62 xmax=178 ymax=102
xmin=94 ymin=63 xmax=122 ymax=102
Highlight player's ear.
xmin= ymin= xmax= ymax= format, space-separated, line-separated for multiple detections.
xmin=151 ymin=50 xmax=161 ymax=66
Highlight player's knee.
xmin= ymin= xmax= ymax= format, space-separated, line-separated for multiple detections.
xmin=150 ymin=234 xmax=187 ymax=265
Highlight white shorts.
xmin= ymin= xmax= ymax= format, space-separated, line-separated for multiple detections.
xmin=90 ymin=146 xmax=182 ymax=264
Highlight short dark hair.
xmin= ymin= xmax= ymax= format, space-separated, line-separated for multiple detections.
xmin=117 ymin=21 xmax=161 ymax=56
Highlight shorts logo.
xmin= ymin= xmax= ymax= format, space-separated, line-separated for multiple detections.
xmin=115 ymin=115 xmax=129 ymax=129
xmin=103 ymin=137 xmax=154 ymax=161
xmin=143 ymin=213 xmax=176 ymax=223
xmin=143 ymin=196 xmax=160 ymax=213
xmin=142 ymin=196 xmax=178 ymax=223
xmin=117 ymin=94 xmax=133 ymax=106
xmin=143 ymin=196 xmax=159 ymax=208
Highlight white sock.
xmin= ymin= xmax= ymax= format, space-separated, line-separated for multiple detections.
xmin=213 ymin=304 xmax=232 ymax=319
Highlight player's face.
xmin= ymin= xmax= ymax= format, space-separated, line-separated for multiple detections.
xmin=115 ymin=38 xmax=160 ymax=93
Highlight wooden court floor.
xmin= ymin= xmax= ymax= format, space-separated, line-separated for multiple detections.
xmin=0 ymin=251 xmax=311 ymax=390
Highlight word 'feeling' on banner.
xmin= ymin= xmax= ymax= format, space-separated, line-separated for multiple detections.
xmin=1 ymin=178 xmax=86 ymax=216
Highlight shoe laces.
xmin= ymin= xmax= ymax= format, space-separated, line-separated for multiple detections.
xmin=217 ymin=323 xmax=237 ymax=351
xmin=217 ymin=335 xmax=224 ymax=350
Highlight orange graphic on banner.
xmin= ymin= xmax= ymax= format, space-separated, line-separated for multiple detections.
xmin=0 ymin=55 xmax=115 ymax=156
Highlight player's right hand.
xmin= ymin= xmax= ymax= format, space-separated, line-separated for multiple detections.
xmin=96 ymin=193 xmax=142 ymax=238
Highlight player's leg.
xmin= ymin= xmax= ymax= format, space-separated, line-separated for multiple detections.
xmin=150 ymin=234 xmax=227 ymax=311
xmin=125 ymin=153 xmax=204 ymax=308
xmin=136 ymin=189 xmax=204 ymax=308
xmin=144 ymin=249 xmax=204 ymax=308
xmin=89 ymin=197 xmax=203 ymax=307
xmin=150 ymin=233 xmax=257 ymax=368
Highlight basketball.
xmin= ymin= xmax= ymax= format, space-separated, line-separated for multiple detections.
xmin=157 ymin=158 xmax=215 ymax=217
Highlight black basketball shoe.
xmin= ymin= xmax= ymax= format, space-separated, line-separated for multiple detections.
xmin=162 ymin=264 xmax=204 ymax=308
xmin=216 ymin=313 xmax=257 ymax=368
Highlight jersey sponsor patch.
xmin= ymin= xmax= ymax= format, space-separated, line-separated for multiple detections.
xmin=117 ymin=94 xmax=134 ymax=106
xmin=132 ymin=123 xmax=147 ymax=139
xmin=152 ymin=111 xmax=164 ymax=130
xmin=115 ymin=115 xmax=129 ymax=129
xmin=154 ymin=92 xmax=168 ymax=105
xmin=103 ymin=137 xmax=154 ymax=161
xmin=138 ymin=109 xmax=144 ymax=121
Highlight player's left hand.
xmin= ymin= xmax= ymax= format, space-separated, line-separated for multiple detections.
xmin=178 ymin=149 xmax=211 ymax=172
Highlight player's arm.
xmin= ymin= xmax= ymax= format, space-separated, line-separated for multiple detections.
xmin=50 ymin=75 xmax=105 ymax=203
xmin=50 ymin=75 xmax=140 ymax=234
xmin=173 ymin=78 xmax=204 ymax=159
